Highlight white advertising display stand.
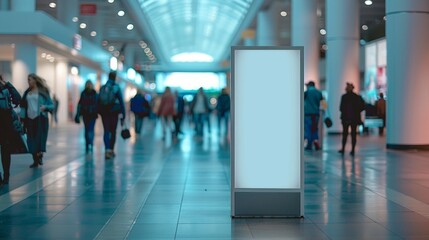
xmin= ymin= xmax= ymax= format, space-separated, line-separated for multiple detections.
xmin=231 ymin=46 xmax=303 ymax=217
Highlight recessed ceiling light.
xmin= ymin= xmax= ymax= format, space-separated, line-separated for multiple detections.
xmin=280 ymin=11 xmax=287 ymax=17
xmin=102 ymin=40 xmax=108 ymax=46
xmin=364 ymin=0 xmax=373 ymax=6
xmin=72 ymin=17 xmax=79 ymax=22
xmin=90 ymin=31 xmax=97 ymax=37
xmin=118 ymin=10 xmax=125 ymax=16
xmin=362 ymin=25 xmax=368 ymax=30
xmin=322 ymin=45 xmax=328 ymax=50
xmin=80 ymin=23 xmax=87 ymax=29
xmin=108 ymin=0 xmax=114 ymax=3
xmin=127 ymin=24 xmax=134 ymax=30
xmin=49 ymin=2 xmax=56 ymax=8
xmin=108 ymin=46 xmax=115 ymax=51
xmin=320 ymin=29 xmax=326 ymax=35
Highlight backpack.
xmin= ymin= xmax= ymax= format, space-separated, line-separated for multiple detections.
xmin=99 ymin=82 xmax=118 ymax=107
xmin=0 ymin=87 xmax=11 ymax=110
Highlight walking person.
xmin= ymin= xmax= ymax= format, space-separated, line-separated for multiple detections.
xmin=338 ymin=83 xmax=365 ymax=156
xmin=173 ymin=90 xmax=185 ymax=137
xmin=304 ymin=81 xmax=324 ymax=151
xmin=375 ymin=92 xmax=386 ymax=136
xmin=216 ymin=87 xmax=230 ymax=135
xmin=157 ymin=87 xmax=176 ymax=140
xmin=0 ymin=74 xmax=21 ymax=185
xmin=130 ymin=89 xmax=150 ymax=134
xmin=20 ymin=73 xmax=54 ymax=168
xmin=75 ymin=80 xmax=98 ymax=154
xmin=51 ymin=94 xmax=59 ymax=126
xmin=98 ymin=71 xmax=126 ymax=159
xmin=190 ymin=87 xmax=211 ymax=136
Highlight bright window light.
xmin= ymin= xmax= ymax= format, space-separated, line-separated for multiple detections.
xmin=127 ymin=68 xmax=136 ymax=80
xmin=156 ymin=72 xmax=226 ymax=91
xmin=110 ymin=57 xmax=118 ymax=71
xmin=170 ymin=52 xmax=214 ymax=62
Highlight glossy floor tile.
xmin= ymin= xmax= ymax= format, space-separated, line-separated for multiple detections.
xmin=1 ymin=119 xmax=429 ymax=239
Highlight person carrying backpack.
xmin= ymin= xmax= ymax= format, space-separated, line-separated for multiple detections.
xmin=0 ymin=74 xmax=21 ymax=185
xmin=75 ymin=80 xmax=98 ymax=154
xmin=98 ymin=71 xmax=126 ymax=159
xmin=130 ymin=89 xmax=150 ymax=134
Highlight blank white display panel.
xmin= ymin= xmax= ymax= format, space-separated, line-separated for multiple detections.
xmin=233 ymin=49 xmax=302 ymax=189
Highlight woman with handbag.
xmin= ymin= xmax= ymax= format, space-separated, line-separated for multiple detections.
xmin=20 ymin=73 xmax=54 ymax=168
xmin=0 ymin=74 xmax=22 ymax=185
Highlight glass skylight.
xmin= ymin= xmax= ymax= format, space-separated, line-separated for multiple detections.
xmin=137 ymin=0 xmax=254 ymax=63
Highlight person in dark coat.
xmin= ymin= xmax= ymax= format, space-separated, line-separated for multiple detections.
xmin=130 ymin=89 xmax=150 ymax=134
xmin=216 ymin=87 xmax=230 ymax=135
xmin=173 ymin=90 xmax=185 ymax=137
xmin=75 ymin=80 xmax=98 ymax=153
xmin=0 ymin=74 xmax=21 ymax=185
xmin=20 ymin=73 xmax=54 ymax=168
xmin=338 ymin=83 xmax=365 ymax=156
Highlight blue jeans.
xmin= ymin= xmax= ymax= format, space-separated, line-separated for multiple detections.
xmin=304 ymin=114 xmax=319 ymax=149
xmin=83 ymin=116 xmax=96 ymax=149
xmin=101 ymin=113 xmax=119 ymax=150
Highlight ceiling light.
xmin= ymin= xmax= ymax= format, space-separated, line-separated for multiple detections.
xmin=41 ymin=53 xmax=46 ymax=58
xmin=72 ymin=17 xmax=78 ymax=22
xmin=127 ymin=24 xmax=134 ymax=30
xmin=80 ymin=23 xmax=87 ymax=29
xmin=108 ymin=46 xmax=115 ymax=51
xmin=383 ymin=16 xmax=386 ymax=21
xmin=102 ymin=40 xmax=108 ymax=46
xmin=49 ymin=2 xmax=56 ymax=8
xmin=320 ymin=29 xmax=326 ymax=35
xmin=322 ymin=45 xmax=328 ymax=51
xmin=364 ymin=0 xmax=373 ymax=6
xmin=118 ymin=10 xmax=125 ymax=16
xmin=280 ymin=11 xmax=287 ymax=17
xmin=90 ymin=31 xmax=97 ymax=37
xmin=108 ymin=0 xmax=114 ymax=3
xmin=362 ymin=25 xmax=368 ymax=30
xmin=71 ymin=66 xmax=79 ymax=75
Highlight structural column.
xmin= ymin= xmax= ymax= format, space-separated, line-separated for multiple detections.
xmin=12 ymin=43 xmax=37 ymax=93
xmin=326 ymin=0 xmax=360 ymax=133
xmin=11 ymin=0 xmax=35 ymax=11
xmin=386 ymin=0 xmax=429 ymax=149
xmin=292 ymin=0 xmax=319 ymax=86
xmin=57 ymin=0 xmax=78 ymax=31
xmin=256 ymin=9 xmax=276 ymax=46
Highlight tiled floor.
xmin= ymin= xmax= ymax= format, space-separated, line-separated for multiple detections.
xmin=1 ymin=118 xmax=429 ymax=239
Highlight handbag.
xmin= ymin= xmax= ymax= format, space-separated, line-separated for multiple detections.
xmin=324 ymin=117 xmax=333 ymax=128
xmin=10 ymin=109 xmax=29 ymax=154
xmin=121 ymin=122 xmax=131 ymax=140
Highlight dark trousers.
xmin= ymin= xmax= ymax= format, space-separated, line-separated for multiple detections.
xmin=217 ymin=112 xmax=229 ymax=134
xmin=341 ymin=122 xmax=358 ymax=152
xmin=174 ymin=113 xmax=183 ymax=136
xmin=83 ymin=116 xmax=96 ymax=149
xmin=1 ymin=145 xmax=11 ymax=181
xmin=101 ymin=114 xmax=119 ymax=150
xmin=134 ymin=114 xmax=144 ymax=134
